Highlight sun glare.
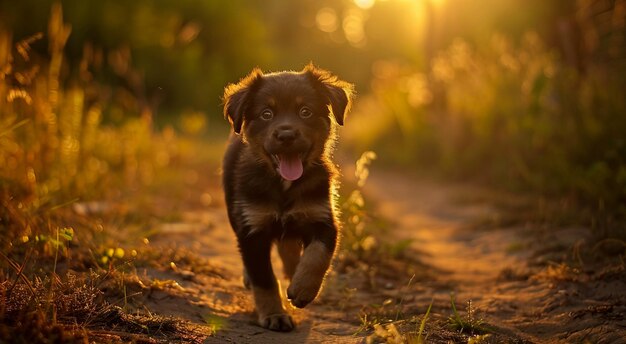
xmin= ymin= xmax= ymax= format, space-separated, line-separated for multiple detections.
xmin=429 ymin=0 xmax=446 ymax=6
xmin=354 ymin=0 xmax=376 ymax=10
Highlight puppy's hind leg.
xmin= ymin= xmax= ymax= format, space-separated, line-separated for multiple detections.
xmin=239 ymin=233 xmax=294 ymax=331
xmin=277 ymin=239 xmax=302 ymax=281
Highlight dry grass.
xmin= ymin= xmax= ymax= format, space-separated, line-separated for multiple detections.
xmin=0 ymin=270 xmax=209 ymax=343
xmin=0 ymin=5 xmax=217 ymax=342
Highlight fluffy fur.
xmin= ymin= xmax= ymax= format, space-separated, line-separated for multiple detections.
xmin=222 ymin=64 xmax=354 ymax=331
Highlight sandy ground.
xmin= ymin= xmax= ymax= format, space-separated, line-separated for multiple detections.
xmin=365 ymin=168 xmax=626 ymax=343
xmin=141 ymin=164 xmax=626 ymax=343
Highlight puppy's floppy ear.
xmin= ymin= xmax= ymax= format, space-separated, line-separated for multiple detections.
xmin=223 ymin=68 xmax=263 ymax=134
xmin=304 ymin=63 xmax=355 ymax=126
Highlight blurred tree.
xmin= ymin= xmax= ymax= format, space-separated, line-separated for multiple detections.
xmin=0 ymin=0 xmax=271 ymax=120
xmin=576 ymin=0 xmax=626 ymax=69
xmin=2 ymin=0 xmax=620 ymax=125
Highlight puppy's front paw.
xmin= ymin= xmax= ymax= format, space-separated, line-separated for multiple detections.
xmin=287 ymin=275 xmax=323 ymax=308
xmin=287 ymin=241 xmax=332 ymax=308
xmin=259 ymin=313 xmax=294 ymax=332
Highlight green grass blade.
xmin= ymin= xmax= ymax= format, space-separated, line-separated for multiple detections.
xmin=416 ymin=299 xmax=433 ymax=344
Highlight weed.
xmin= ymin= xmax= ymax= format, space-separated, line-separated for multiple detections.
xmin=338 ymin=153 xmax=437 ymax=341
xmin=394 ymin=274 xmax=415 ymax=321
xmin=355 ymin=313 xmax=376 ymax=336
xmin=448 ymin=293 xmax=487 ymax=335
xmin=356 ymin=298 xmax=398 ymax=334
xmin=340 ymin=151 xmax=378 ymax=259
xmin=363 ymin=300 xmax=437 ymax=344
xmin=0 ymin=4 xmax=215 ymax=342
xmin=415 ymin=300 xmax=433 ymax=344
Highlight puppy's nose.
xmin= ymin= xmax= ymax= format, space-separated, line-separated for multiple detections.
xmin=274 ymin=126 xmax=299 ymax=144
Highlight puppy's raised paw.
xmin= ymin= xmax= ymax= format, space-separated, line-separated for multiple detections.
xmin=259 ymin=313 xmax=294 ymax=332
xmin=287 ymin=275 xmax=323 ymax=308
xmin=287 ymin=241 xmax=332 ymax=308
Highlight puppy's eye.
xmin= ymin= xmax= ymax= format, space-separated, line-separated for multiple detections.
xmin=299 ymin=107 xmax=313 ymax=119
xmin=260 ymin=109 xmax=273 ymax=121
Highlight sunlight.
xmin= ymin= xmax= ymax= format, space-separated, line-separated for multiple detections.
xmin=315 ymin=7 xmax=339 ymax=33
xmin=343 ymin=9 xmax=367 ymax=47
xmin=3 ymin=1 xmax=625 ymax=342
xmin=428 ymin=0 xmax=446 ymax=7
xmin=354 ymin=0 xmax=376 ymax=10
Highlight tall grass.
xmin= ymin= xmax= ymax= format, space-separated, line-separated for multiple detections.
xmin=0 ymin=3 xmax=190 ymax=257
xmin=347 ymin=32 xmax=626 ymax=229
xmin=0 ymin=4 xmax=208 ymax=340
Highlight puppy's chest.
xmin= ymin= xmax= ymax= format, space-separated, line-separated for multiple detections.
xmin=236 ymin=195 xmax=332 ymax=230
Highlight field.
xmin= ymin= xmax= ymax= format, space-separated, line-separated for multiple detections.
xmin=1 ymin=2 xmax=625 ymax=343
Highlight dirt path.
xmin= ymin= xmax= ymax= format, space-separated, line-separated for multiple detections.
xmin=141 ymin=164 xmax=626 ymax=343
xmin=364 ymin=167 xmax=626 ymax=343
xmin=146 ymin=168 xmax=360 ymax=343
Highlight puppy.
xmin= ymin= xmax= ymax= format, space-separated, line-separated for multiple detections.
xmin=222 ymin=64 xmax=354 ymax=331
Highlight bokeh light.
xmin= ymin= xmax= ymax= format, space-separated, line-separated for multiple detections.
xmin=316 ymin=7 xmax=339 ymax=33
xmin=354 ymin=0 xmax=376 ymax=10
xmin=343 ymin=9 xmax=367 ymax=47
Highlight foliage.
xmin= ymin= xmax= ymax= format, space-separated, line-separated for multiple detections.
xmin=0 ymin=0 xmax=271 ymax=114
xmin=0 ymin=5 xmax=214 ymax=341
xmin=414 ymin=300 xmax=433 ymax=344
xmin=448 ymin=294 xmax=487 ymax=335
xmin=0 ymin=3 xmax=193 ymax=257
xmin=340 ymin=151 xmax=380 ymax=259
xmin=346 ymin=32 xmax=626 ymax=227
xmin=0 ymin=271 xmax=207 ymax=343
xmin=0 ymin=0 xmax=581 ymax=118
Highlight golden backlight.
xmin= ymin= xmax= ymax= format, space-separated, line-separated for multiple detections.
xmin=1 ymin=0 xmax=624 ymax=342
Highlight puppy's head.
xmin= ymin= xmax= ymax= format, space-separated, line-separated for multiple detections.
xmin=223 ymin=64 xmax=354 ymax=181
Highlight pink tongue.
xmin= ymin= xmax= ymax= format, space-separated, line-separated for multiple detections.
xmin=278 ymin=154 xmax=303 ymax=181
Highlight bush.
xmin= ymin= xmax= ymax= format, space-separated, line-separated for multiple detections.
xmin=346 ymin=32 xmax=626 ymax=217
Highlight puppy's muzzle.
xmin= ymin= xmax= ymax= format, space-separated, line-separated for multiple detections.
xmin=266 ymin=124 xmax=310 ymax=181
xmin=273 ymin=125 xmax=300 ymax=146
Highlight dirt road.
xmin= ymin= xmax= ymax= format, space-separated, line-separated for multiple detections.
xmin=364 ymin=168 xmax=626 ymax=343
xmin=144 ymin=164 xmax=626 ymax=343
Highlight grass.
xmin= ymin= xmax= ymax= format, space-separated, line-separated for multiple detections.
xmin=0 ymin=269 xmax=209 ymax=343
xmin=361 ymin=296 xmax=491 ymax=344
xmin=415 ymin=300 xmax=433 ymax=344
xmin=0 ymin=5 xmax=222 ymax=342
xmin=448 ymin=294 xmax=488 ymax=335
xmin=335 ymin=152 xmax=494 ymax=343
xmin=405 ymin=300 xmax=433 ymax=344
xmin=338 ymin=151 xmax=426 ymax=274
xmin=334 ymin=152 xmax=440 ymax=341
xmin=345 ymin=32 xmax=626 ymax=240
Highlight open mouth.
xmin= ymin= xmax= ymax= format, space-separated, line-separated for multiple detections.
xmin=271 ymin=153 xmax=304 ymax=181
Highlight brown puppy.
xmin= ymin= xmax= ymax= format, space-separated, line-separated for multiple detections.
xmin=222 ymin=64 xmax=354 ymax=331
